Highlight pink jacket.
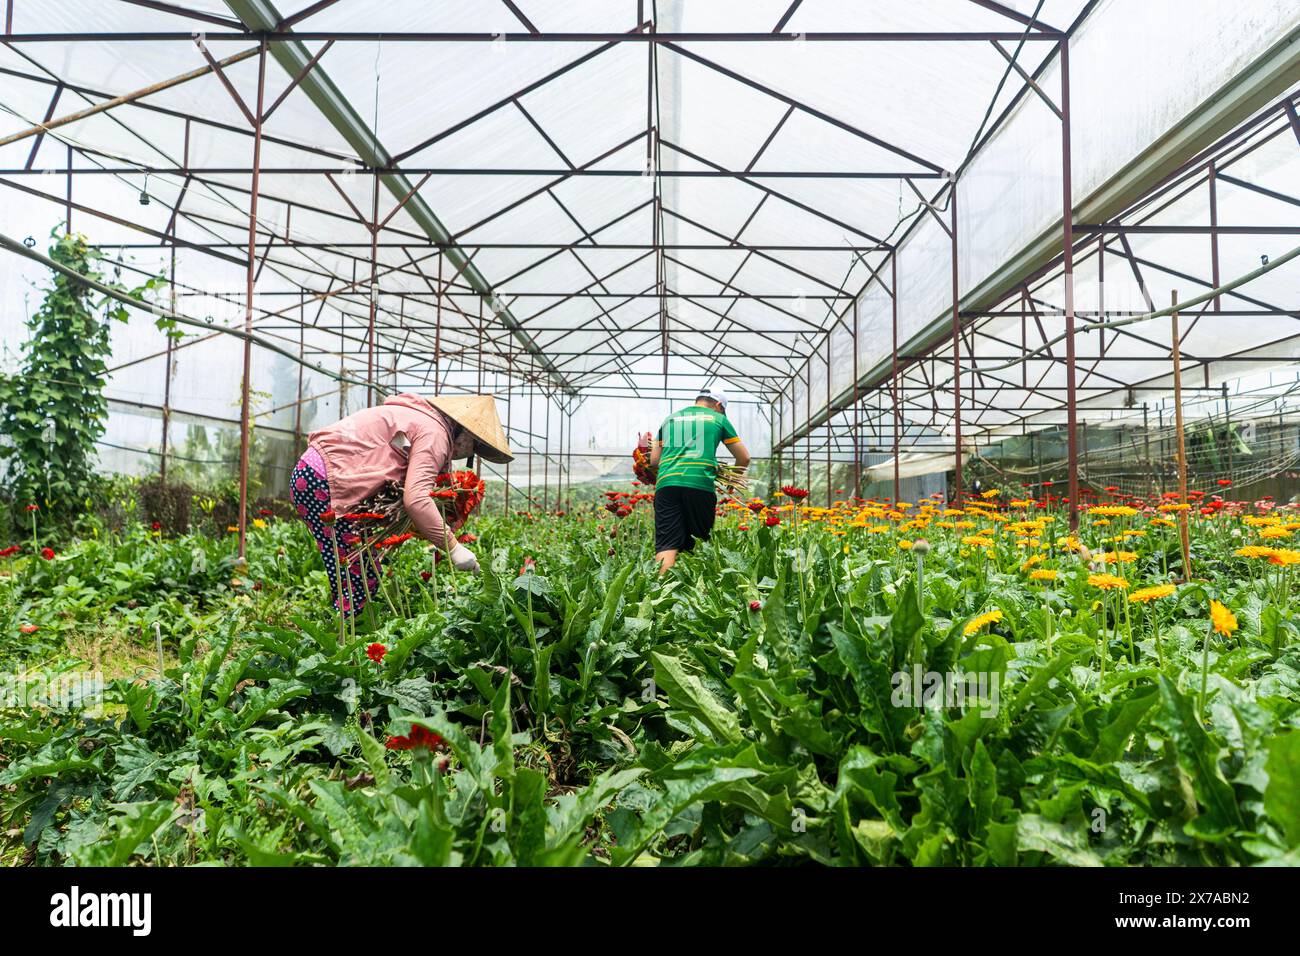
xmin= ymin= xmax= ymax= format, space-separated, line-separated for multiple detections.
xmin=308 ymin=393 xmax=456 ymax=547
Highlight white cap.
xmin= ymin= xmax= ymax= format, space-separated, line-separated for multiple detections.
xmin=697 ymin=386 xmax=728 ymax=409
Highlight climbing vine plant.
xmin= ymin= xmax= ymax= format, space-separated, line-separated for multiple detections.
xmin=0 ymin=231 xmax=164 ymax=515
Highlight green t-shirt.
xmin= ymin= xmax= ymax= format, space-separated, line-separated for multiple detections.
xmin=655 ymin=405 xmax=740 ymax=492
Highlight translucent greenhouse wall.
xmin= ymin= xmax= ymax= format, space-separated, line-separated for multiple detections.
xmin=776 ymin=0 xmax=1300 ymax=446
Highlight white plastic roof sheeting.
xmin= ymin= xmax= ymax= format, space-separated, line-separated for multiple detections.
xmin=0 ymin=0 xmax=1295 ymax=475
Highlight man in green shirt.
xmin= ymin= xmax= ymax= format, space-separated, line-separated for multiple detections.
xmin=649 ymin=387 xmax=750 ymax=573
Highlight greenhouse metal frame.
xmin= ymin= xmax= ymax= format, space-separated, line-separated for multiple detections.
xmin=0 ymin=0 xmax=1297 ymax=555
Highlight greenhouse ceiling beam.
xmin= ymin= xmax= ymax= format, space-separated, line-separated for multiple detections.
xmin=1077 ymin=224 xmax=1300 ymax=235
xmin=118 ymin=0 xmax=245 ymax=30
xmin=94 ymin=240 xmax=888 ymax=252
xmin=661 ymin=205 xmax=855 ymax=296
xmin=0 ymin=64 xmax=355 ymax=164
xmin=661 ymin=43 xmax=950 ymax=177
xmin=5 ymin=31 xmax=1067 ymax=44
xmin=968 ymin=0 xmax=1061 ymax=34
xmin=0 ymin=165 xmax=948 ymax=180
xmin=221 ymin=0 xmax=577 ymax=399
xmin=663 ymin=140 xmax=892 ymax=245
xmin=0 ymin=175 xmax=246 ymax=266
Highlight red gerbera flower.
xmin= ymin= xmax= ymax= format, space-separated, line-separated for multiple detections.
xmin=151 ymin=521 xmax=162 ymax=531
xmin=520 ymin=556 xmax=536 ymax=576
xmin=764 ymin=512 xmax=781 ymax=527
xmin=748 ymin=600 xmax=761 ymax=611
xmin=1217 ymin=479 xmax=1232 ymax=487
xmin=384 ymin=724 xmax=445 ymax=752
xmin=781 ymin=485 xmax=809 ymax=500
xmin=19 ymin=624 xmax=38 ymax=634
xmin=40 ymin=547 xmax=55 ymax=560
xmin=321 ymin=509 xmax=337 ymax=524
xmin=258 ymin=508 xmax=274 ymax=517
xmin=0 ymin=545 xmax=20 ymax=558
xmin=379 ymin=532 xmax=415 ymax=549
xmin=25 ymin=504 xmax=38 ymax=512
xmin=366 ymin=642 xmax=387 ymax=664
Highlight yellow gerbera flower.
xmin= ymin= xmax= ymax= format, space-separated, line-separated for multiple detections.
xmin=1087 ymin=573 xmax=1129 ymax=590
xmin=1089 ymin=505 xmax=1138 ymax=518
xmin=1209 ymin=600 xmax=1237 ymax=637
xmin=1236 ymin=545 xmax=1276 ymax=559
xmin=1020 ymin=554 xmax=1044 ymax=571
xmin=1128 ymin=584 xmax=1176 ymax=604
xmin=963 ymin=608 xmax=1004 ymax=636
xmin=1029 ymin=569 xmax=1058 ymax=581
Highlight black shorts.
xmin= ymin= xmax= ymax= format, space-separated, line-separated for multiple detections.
xmin=654 ymin=485 xmax=717 ymax=553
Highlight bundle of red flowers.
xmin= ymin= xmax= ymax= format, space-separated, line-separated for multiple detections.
xmin=428 ymin=470 xmax=486 ymax=531
xmin=632 ymin=432 xmax=657 ymax=485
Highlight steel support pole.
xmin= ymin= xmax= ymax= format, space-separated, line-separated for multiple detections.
xmin=65 ymin=142 xmax=72 ymax=234
xmin=236 ymin=40 xmax=266 ymax=563
xmin=367 ymin=170 xmax=378 ymax=407
xmin=527 ymin=367 xmax=534 ymax=510
xmin=543 ymin=392 xmax=550 ymax=513
xmin=892 ymin=252 xmax=900 ymax=503
xmin=1171 ymin=291 xmax=1191 ymax=577
xmin=433 ymin=256 xmax=442 ymax=395
xmin=294 ymin=290 xmax=304 ymax=448
xmin=805 ymin=361 xmax=812 ymax=493
xmin=950 ymin=182 xmax=961 ymax=505
xmin=160 ymin=245 xmax=175 ymax=484
xmin=504 ymin=350 xmax=511 ymax=513
xmin=1060 ymin=37 xmax=1079 ymax=530
xmin=1209 ymin=161 xmax=1221 ymax=313
xmin=852 ymin=296 xmax=861 ymax=497
xmin=825 ymin=335 xmax=831 ymax=506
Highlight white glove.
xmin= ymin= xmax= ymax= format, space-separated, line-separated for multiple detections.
xmin=449 ymin=543 xmax=480 ymax=573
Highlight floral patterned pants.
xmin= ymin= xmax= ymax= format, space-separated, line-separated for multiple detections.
xmin=290 ymin=459 xmax=381 ymax=615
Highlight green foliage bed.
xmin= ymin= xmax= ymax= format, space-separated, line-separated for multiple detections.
xmin=2 ymin=503 xmax=1299 ymax=866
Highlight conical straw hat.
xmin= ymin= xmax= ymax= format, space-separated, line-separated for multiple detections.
xmin=427 ymin=394 xmax=514 ymax=464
